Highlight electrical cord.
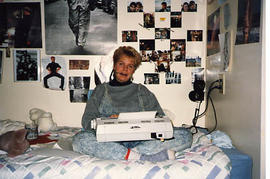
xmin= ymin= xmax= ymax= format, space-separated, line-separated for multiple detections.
xmin=207 ymin=95 xmax=217 ymax=133
xmin=190 ymin=79 xmax=222 ymax=134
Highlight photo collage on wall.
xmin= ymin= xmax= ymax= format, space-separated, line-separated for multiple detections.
xmin=123 ymin=0 xmax=203 ymax=85
xmin=0 ymin=1 xmax=95 ymax=103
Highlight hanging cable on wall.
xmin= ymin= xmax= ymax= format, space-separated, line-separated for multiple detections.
xmin=188 ymin=79 xmax=222 ymax=134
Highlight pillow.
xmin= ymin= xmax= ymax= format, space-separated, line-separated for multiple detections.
xmin=0 ymin=119 xmax=25 ymax=135
xmin=207 ymin=130 xmax=234 ymax=148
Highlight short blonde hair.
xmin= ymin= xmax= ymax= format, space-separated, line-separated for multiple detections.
xmin=113 ymin=46 xmax=142 ymax=70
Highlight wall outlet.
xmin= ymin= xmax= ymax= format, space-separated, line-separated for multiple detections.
xmin=218 ymin=73 xmax=225 ymax=95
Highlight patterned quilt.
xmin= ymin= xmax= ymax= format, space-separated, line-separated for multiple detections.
xmin=0 ymin=120 xmax=231 ymax=179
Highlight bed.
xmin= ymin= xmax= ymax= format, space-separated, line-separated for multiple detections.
xmin=0 ymin=119 xmax=252 ymax=179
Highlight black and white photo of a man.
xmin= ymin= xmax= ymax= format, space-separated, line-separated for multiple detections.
xmin=45 ymin=0 xmax=117 ymax=55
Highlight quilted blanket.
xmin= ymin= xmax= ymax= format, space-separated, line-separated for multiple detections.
xmin=0 ymin=119 xmax=231 ymax=179
xmin=0 ymin=142 xmax=231 ymax=179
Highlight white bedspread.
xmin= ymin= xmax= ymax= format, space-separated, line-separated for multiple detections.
xmin=0 ymin=120 xmax=231 ymax=179
xmin=0 ymin=142 xmax=231 ymax=179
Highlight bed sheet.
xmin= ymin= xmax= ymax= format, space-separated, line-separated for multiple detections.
xmin=0 ymin=119 xmax=231 ymax=178
xmin=0 ymin=143 xmax=231 ymax=179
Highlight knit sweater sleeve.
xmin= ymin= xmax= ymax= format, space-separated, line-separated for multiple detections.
xmin=138 ymin=84 xmax=165 ymax=116
xmin=81 ymin=84 xmax=105 ymax=130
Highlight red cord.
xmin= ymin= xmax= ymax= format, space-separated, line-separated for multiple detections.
xmin=124 ymin=148 xmax=131 ymax=160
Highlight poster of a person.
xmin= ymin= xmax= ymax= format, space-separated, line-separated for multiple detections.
xmin=42 ymin=56 xmax=67 ymax=91
xmin=0 ymin=2 xmax=42 ymax=48
xmin=13 ymin=49 xmax=40 ymax=82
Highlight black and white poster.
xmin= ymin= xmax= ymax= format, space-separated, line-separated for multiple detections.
xmin=45 ymin=0 xmax=117 ymax=55
xmin=69 ymin=76 xmax=90 ymax=103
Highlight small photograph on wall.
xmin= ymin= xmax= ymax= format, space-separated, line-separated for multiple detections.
xmin=155 ymin=28 xmax=170 ymax=39
xmin=13 ymin=49 xmax=40 ymax=82
xmin=144 ymin=12 xmax=155 ymax=28
xmin=0 ymin=2 xmax=42 ymax=48
xmin=140 ymin=40 xmax=155 ymax=50
xmin=181 ymin=0 xmax=197 ymax=12
xmin=144 ymin=73 xmax=159 ymax=84
xmin=69 ymin=60 xmax=89 ymax=70
xmin=207 ymin=8 xmax=221 ymax=56
xmin=45 ymin=0 xmax=117 ymax=55
xmin=127 ymin=0 xmax=143 ymax=12
xmin=171 ymin=12 xmax=182 ymax=28
xmin=41 ymin=56 xmax=67 ymax=91
xmin=165 ymin=71 xmax=181 ymax=84
xmin=187 ymin=30 xmax=203 ymax=41
xmin=0 ymin=50 xmax=3 ymax=83
xmin=191 ymin=68 xmax=204 ymax=83
xmin=154 ymin=50 xmax=172 ymax=72
xmin=69 ymin=76 xmax=90 ymax=103
xmin=141 ymin=50 xmax=154 ymax=62
xmin=155 ymin=0 xmax=171 ymax=12
xmin=170 ymin=39 xmax=186 ymax=58
xmin=171 ymin=50 xmax=185 ymax=62
xmin=235 ymin=0 xmax=261 ymax=45
xmin=122 ymin=31 xmax=138 ymax=42
xmin=186 ymin=56 xmax=201 ymax=67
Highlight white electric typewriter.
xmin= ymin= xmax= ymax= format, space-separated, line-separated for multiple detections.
xmin=91 ymin=111 xmax=173 ymax=142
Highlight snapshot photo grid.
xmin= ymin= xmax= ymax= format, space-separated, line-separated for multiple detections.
xmin=123 ymin=0 xmax=203 ymax=85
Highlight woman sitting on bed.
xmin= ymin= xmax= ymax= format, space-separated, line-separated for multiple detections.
xmin=72 ymin=46 xmax=192 ymax=162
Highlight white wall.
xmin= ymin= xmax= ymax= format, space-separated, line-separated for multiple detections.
xmin=206 ymin=0 xmax=264 ymax=178
xmin=0 ymin=0 xmax=206 ymax=128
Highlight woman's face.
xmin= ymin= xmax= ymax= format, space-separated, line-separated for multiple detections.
xmin=114 ymin=55 xmax=136 ymax=83
xmin=183 ymin=4 xmax=188 ymax=11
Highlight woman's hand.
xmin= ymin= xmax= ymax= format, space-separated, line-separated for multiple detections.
xmin=109 ymin=114 xmax=119 ymax=119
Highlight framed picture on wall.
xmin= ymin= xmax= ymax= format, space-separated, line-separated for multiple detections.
xmin=13 ymin=49 xmax=40 ymax=82
xmin=0 ymin=49 xmax=3 ymax=84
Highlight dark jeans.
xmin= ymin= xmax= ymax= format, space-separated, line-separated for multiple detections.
xmin=44 ymin=72 xmax=64 ymax=89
